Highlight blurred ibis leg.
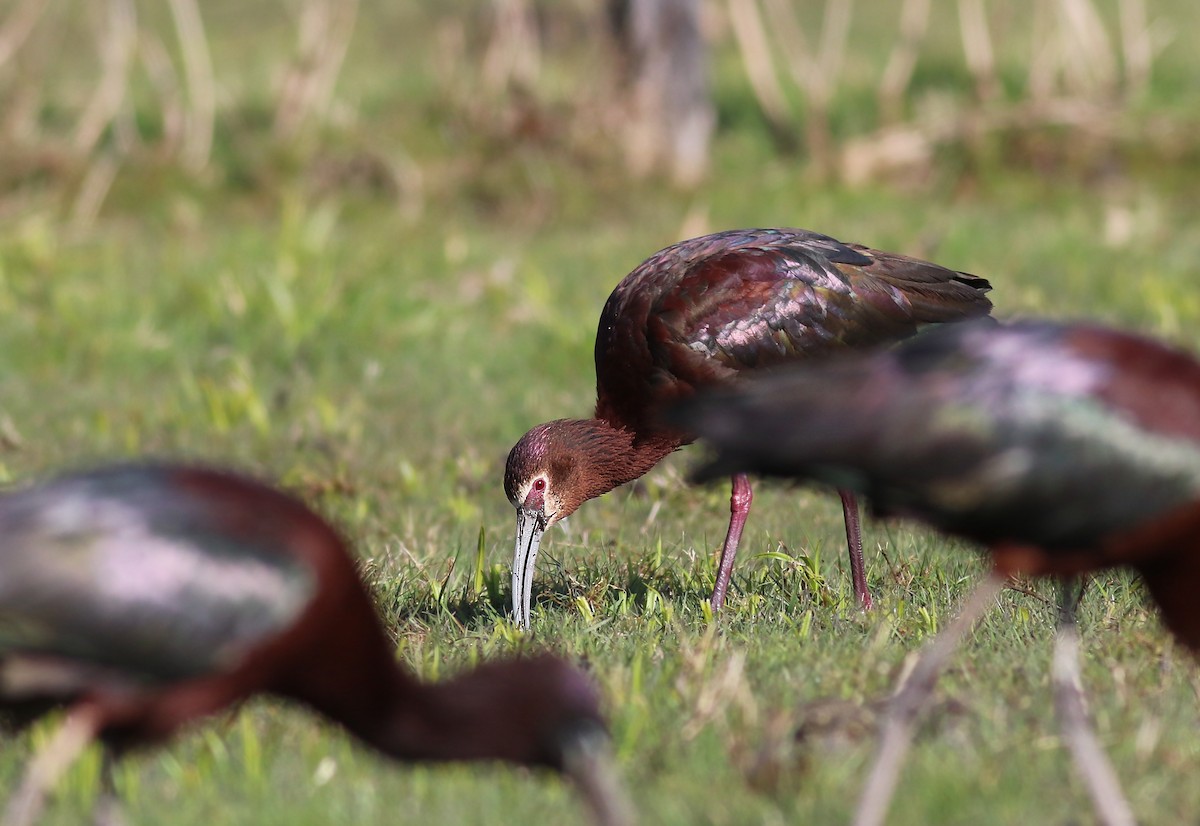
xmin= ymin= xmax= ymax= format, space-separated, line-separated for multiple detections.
xmin=1052 ymin=578 xmax=1136 ymax=826
xmin=4 ymin=705 xmax=101 ymax=826
xmin=92 ymin=750 xmax=126 ymax=826
xmin=853 ymin=571 xmax=1005 ymax=826
xmin=561 ymin=726 xmax=635 ymax=826
xmin=710 ymin=473 xmax=752 ymax=611
xmin=839 ymin=489 xmax=873 ymax=610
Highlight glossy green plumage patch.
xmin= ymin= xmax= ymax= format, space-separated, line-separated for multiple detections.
xmin=0 ymin=475 xmax=315 ymax=683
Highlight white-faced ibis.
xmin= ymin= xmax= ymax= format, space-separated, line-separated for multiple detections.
xmin=505 ymin=228 xmax=992 ymax=628
xmin=0 ymin=463 xmax=632 ymax=826
xmin=673 ymin=318 xmax=1200 ymax=826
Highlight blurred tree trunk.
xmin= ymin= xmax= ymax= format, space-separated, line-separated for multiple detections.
xmin=609 ymin=0 xmax=714 ymax=187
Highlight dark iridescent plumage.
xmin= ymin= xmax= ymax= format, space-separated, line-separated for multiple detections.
xmin=0 ymin=464 xmax=629 ymax=826
xmin=507 ymin=228 xmax=993 ymax=627
xmin=0 ymin=470 xmax=314 ymax=681
xmin=674 ymin=319 xmax=1200 ymax=825
xmin=678 ymin=319 xmax=1200 ymax=583
xmin=595 ymin=229 xmax=991 ymax=428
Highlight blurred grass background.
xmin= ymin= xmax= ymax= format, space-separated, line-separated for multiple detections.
xmin=0 ymin=1 xmax=1198 ymax=823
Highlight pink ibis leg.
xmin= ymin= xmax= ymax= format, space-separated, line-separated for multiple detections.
xmin=839 ymin=489 xmax=873 ymax=610
xmin=92 ymin=751 xmax=125 ymax=826
xmin=710 ymin=473 xmax=753 ymax=611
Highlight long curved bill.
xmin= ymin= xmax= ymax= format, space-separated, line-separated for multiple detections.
xmin=511 ymin=508 xmax=547 ymax=630
xmin=560 ymin=723 xmax=636 ymax=826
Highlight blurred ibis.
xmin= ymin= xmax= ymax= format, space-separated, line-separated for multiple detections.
xmin=674 ymin=318 xmax=1200 ymax=826
xmin=0 ymin=463 xmax=632 ymax=826
xmin=505 ymin=228 xmax=991 ymax=627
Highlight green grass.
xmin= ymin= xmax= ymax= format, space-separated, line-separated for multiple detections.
xmin=2 ymin=2 xmax=1200 ymax=823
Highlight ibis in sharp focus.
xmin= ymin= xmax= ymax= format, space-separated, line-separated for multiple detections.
xmin=505 ymin=228 xmax=992 ymax=628
xmin=672 ymin=318 xmax=1200 ymax=826
xmin=0 ymin=463 xmax=631 ymax=826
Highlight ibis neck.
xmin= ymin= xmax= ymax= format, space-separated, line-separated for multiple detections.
xmin=291 ymin=653 xmax=532 ymax=765
xmin=364 ymin=669 xmax=546 ymax=766
xmin=572 ymin=417 xmax=682 ymax=500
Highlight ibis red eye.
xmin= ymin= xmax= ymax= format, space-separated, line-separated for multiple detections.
xmin=533 ymin=478 xmax=546 ymax=492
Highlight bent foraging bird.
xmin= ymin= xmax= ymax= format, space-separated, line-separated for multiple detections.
xmin=0 ymin=463 xmax=632 ymax=826
xmin=673 ymin=318 xmax=1200 ymax=826
xmin=505 ymin=228 xmax=991 ymax=628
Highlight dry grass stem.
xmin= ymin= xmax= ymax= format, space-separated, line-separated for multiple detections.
xmin=727 ymin=0 xmax=795 ymax=149
xmin=275 ymin=0 xmax=360 ymax=139
xmin=0 ymin=0 xmax=48 ymax=70
xmin=73 ymin=0 xmax=136 ymax=157
xmin=957 ymin=0 xmax=998 ymax=104
xmin=166 ymin=0 xmax=215 ymax=172
xmin=878 ymin=0 xmax=931 ymax=124
xmin=482 ymin=0 xmax=541 ymax=94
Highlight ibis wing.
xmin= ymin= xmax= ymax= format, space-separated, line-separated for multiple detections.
xmin=593 ymin=228 xmax=991 ymax=430
xmin=0 ymin=474 xmax=315 ymax=689
xmin=650 ymin=229 xmax=991 ymax=376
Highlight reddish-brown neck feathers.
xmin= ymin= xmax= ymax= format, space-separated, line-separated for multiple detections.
xmin=506 ymin=418 xmax=680 ymax=520
xmin=367 ymin=654 xmax=605 ymax=768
